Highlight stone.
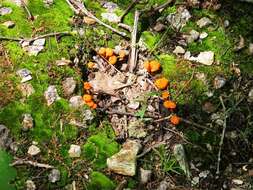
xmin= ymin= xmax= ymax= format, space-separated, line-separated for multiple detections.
xmin=211 ymin=113 xmax=224 ymax=126
xmin=62 ymin=77 xmax=76 ymax=96
xmin=157 ymin=180 xmax=170 ymax=190
xmin=103 ymin=2 xmax=118 ymax=12
xmin=107 ymin=140 xmax=141 ymax=176
xmin=69 ymin=96 xmax=84 ymax=109
xmin=0 ymin=7 xmax=12 ymax=15
xmin=83 ymin=16 xmax=96 ymax=25
xmin=101 ymin=12 xmax=120 ymax=23
xmin=224 ymin=20 xmax=230 ymax=28
xmin=16 ymin=69 xmax=32 ymax=83
xmin=153 ymin=22 xmax=166 ymax=32
xmin=18 ymin=83 xmax=35 ymax=97
xmin=68 ymin=144 xmax=81 ymax=158
xmin=127 ymin=101 xmax=140 ymax=110
xmin=48 ymin=169 xmax=60 ymax=183
xmin=199 ymin=170 xmax=210 ymax=178
xmin=0 ymin=124 xmax=12 ymax=149
xmin=249 ymin=43 xmax=253 ymax=55
xmin=23 ymin=38 xmax=45 ymax=56
xmin=128 ymin=120 xmax=147 ymax=138
xmin=22 ymin=114 xmax=34 ymax=131
xmin=28 ymin=145 xmax=40 ymax=156
xmin=213 ymin=76 xmax=226 ymax=89
xmin=200 ymin=32 xmax=208 ymax=39
xmin=232 ymin=179 xmax=243 ymax=185
xmin=33 ymin=38 xmax=45 ymax=46
xmin=173 ymin=144 xmax=190 ymax=178
xmin=140 ymin=168 xmax=152 ymax=184
xmin=192 ymin=177 xmax=199 ymax=186
xmin=189 ymin=51 xmax=214 ymax=65
xmin=196 ymin=17 xmax=212 ymax=28
xmin=184 ymin=30 xmax=200 ymax=43
xmin=2 ymin=21 xmax=15 ymax=28
xmin=173 ymin=46 xmax=185 ymax=54
xmin=82 ymin=109 xmax=94 ymax=121
xmin=248 ymin=88 xmax=253 ymax=102
xmin=56 ymin=58 xmax=72 ymax=66
xmin=44 ymin=85 xmax=60 ymax=106
xmin=43 ymin=0 xmax=54 ymax=7
xmin=26 ymin=180 xmax=36 ymax=190
xmin=166 ymin=8 xmax=191 ymax=31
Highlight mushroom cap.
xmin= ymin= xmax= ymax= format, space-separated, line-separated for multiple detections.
xmin=98 ymin=47 xmax=106 ymax=57
xmin=170 ymin=115 xmax=180 ymax=125
xmin=144 ymin=61 xmax=151 ymax=72
xmin=87 ymin=62 xmax=95 ymax=69
xmin=83 ymin=94 xmax=92 ymax=102
xmin=161 ymin=91 xmax=170 ymax=100
xmin=109 ymin=55 xmax=117 ymax=65
xmin=163 ymin=100 xmax=176 ymax=109
xmin=155 ymin=77 xmax=169 ymax=90
xmin=149 ymin=60 xmax=161 ymax=72
xmin=86 ymin=100 xmax=95 ymax=107
xmin=105 ymin=48 xmax=114 ymax=58
xmin=84 ymin=82 xmax=92 ymax=90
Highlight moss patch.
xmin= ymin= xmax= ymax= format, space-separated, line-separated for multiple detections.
xmin=87 ymin=171 xmax=116 ymax=190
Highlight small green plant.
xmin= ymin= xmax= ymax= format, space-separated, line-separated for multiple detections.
xmin=87 ymin=171 xmax=116 ymax=190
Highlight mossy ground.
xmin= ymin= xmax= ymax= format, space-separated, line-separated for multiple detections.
xmin=0 ymin=0 xmax=253 ymax=189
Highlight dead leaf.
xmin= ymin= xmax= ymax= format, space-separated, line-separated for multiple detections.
xmin=83 ymin=16 xmax=96 ymax=25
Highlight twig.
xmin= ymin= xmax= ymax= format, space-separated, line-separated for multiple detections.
xmin=66 ymin=0 xmax=127 ymax=38
xmin=216 ymin=96 xmax=227 ymax=175
xmin=137 ymin=142 xmax=166 ymax=158
xmin=153 ymin=0 xmax=173 ymax=12
xmin=128 ymin=10 xmax=140 ymax=73
xmin=21 ymin=0 xmax=33 ymax=20
xmin=181 ymin=118 xmax=215 ymax=133
xmin=0 ymin=31 xmax=71 ymax=42
xmin=153 ymin=114 xmax=172 ymax=122
xmin=10 ymin=159 xmax=54 ymax=169
xmin=105 ymin=109 xmax=158 ymax=119
xmin=118 ymin=23 xmax=132 ymax=32
xmin=119 ymin=0 xmax=139 ymax=22
xmin=115 ymin=179 xmax=127 ymax=190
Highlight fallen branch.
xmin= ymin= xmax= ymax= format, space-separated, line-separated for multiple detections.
xmin=216 ymin=96 xmax=227 ymax=175
xmin=105 ymin=109 xmax=158 ymax=119
xmin=21 ymin=0 xmax=33 ymax=20
xmin=128 ymin=10 xmax=140 ymax=73
xmin=115 ymin=180 xmax=127 ymax=190
xmin=153 ymin=0 xmax=173 ymax=12
xmin=119 ymin=0 xmax=140 ymax=22
xmin=10 ymin=159 xmax=54 ymax=169
xmin=66 ymin=0 xmax=127 ymax=38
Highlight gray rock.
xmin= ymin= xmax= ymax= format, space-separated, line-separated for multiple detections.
xmin=200 ymin=32 xmax=208 ymax=39
xmin=0 ymin=124 xmax=12 ymax=149
xmin=101 ymin=12 xmax=120 ymax=23
xmin=0 ymin=7 xmax=12 ymax=15
xmin=22 ymin=114 xmax=34 ymax=131
xmin=107 ymin=140 xmax=141 ymax=176
xmin=2 ymin=21 xmax=15 ymax=28
xmin=140 ymin=168 xmax=152 ymax=184
xmin=213 ymin=76 xmax=226 ymax=89
xmin=173 ymin=46 xmax=185 ymax=54
xmin=28 ymin=145 xmax=40 ymax=156
xmin=48 ymin=169 xmax=60 ymax=183
xmin=16 ymin=69 xmax=32 ymax=83
xmin=167 ymin=8 xmax=191 ymax=31
xmin=18 ymin=83 xmax=35 ymax=97
xmin=248 ymin=88 xmax=253 ymax=102
xmin=103 ymin=2 xmax=118 ymax=12
xmin=68 ymin=144 xmax=81 ymax=158
xmin=128 ymin=120 xmax=147 ymax=138
xmin=44 ymin=85 xmax=60 ymax=106
xmin=69 ymin=96 xmax=84 ymax=109
xmin=224 ymin=20 xmax=230 ymax=28
xmin=23 ymin=39 xmax=45 ymax=56
xmin=173 ymin=144 xmax=190 ymax=178
xmin=153 ymin=22 xmax=166 ymax=32
xmin=82 ymin=109 xmax=94 ymax=121
xmin=157 ymin=180 xmax=170 ymax=190
xmin=62 ymin=77 xmax=76 ymax=96
xmin=26 ymin=180 xmax=36 ymax=190
xmin=184 ymin=30 xmax=199 ymax=43
xmin=211 ymin=113 xmax=224 ymax=126
xmin=196 ymin=17 xmax=212 ymax=28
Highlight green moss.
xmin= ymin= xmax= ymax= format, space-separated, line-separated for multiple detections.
xmin=83 ymin=128 xmax=119 ymax=169
xmin=87 ymin=171 xmax=115 ymax=190
xmin=157 ymin=54 xmax=177 ymax=77
xmin=0 ymin=149 xmax=17 ymax=190
xmin=141 ymin=31 xmax=161 ymax=50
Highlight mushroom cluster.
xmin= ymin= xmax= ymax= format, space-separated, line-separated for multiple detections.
xmin=98 ymin=47 xmax=127 ymax=65
xmin=143 ymin=60 xmax=180 ymax=125
xmin=83 ymin=82 xmax=97 ymax=109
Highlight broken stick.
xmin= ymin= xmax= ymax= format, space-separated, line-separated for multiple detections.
xmin=119 ymin=0 xmax=139 ymax=22
xmin=66 ymin=0 xmax=127 ymax=38
xmin=128 ymin=10 xmax=140 ymax=73
xmin=10 ymin=159 xmax=54 ymax=169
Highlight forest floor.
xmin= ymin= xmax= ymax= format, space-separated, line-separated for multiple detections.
xmin=0 ymin=0 xmax=253 ymax=189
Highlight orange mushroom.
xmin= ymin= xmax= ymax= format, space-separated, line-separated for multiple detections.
xmin=83 ymin=94 xmax=92 ymax=102
xmin=118 ymin=50 xmax=126 ymax=60
xmin=149 ymin=60 xmax=161 ymax=72
xmin=163 ymin=100 xmax=176 ymax=109
xmin=161 ymin=91 xmax=170 ymax=100
xmin=84 ymin=82 xmax=92 ymax=90
xmin=87 ymin=62 xmax=95 ymax=69
xmin=170 ymin=115 xmax=180 ymax=125
xmin=108 ymin=55 xmax=117 ymax=65
xmin=105 ymin=48 xmax=114 ymax=58
xmin=144 ymin=61 xmax=151 ymax=72
xmin=92 ymin=103 xmax=97 ymax=109
xmin=98 ymin=47 xmax=106 ymax=57
xmin=155 ymin=77 xmax=169 ymax=90
xmin=86 ymin=101 xmax=95 ymax=107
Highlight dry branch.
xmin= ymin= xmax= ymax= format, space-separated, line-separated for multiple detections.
xmin=10 ymin=159 xmax=54 ymax=169
xmin=66 ymin=0 xmax=127 ymax=37
xmin=128 ymin=10 xmax=140 ymax=73
xmin=119 ymin=0 xmax=140 ymax=22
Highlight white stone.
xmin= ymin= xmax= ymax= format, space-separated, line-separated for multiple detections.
xmin=200 ymin=32 xmax=208 ymax=39
xmin=28 ymin=145 xmax=40 ymax=156
xmin=26 ymin=180 xmax=36 ymax=190
xmin=140 ymin=168 xmax=152 ymax=184
xmin=33 ymin=38 xmax=45 ymax=46
xmin=69 ymin=96 xmax=84 ymax=109
xmin=62 ymin=77 xmax=76 ymax=96
xmin=196 ymin=17 xmax=212 ymax=28
xmin=44 ymin=85 xmax=60 ymax=106
xmin=173 ymin=46 xmax=185 ymax=54
xmin=249 ymin=43 xmax=253 ymax=55
xmin=68 ymin=144 xmax=81 ymax=158
xmin=2 ymin=21 xmax=15 ymax=28
xmin=16 ymin=69 xmax=32 ymax=83
xmin=0 ymin=7 xmax=12 ymax=15
xmin=48 ymin=169 xmax=60 ymax=183
xmin=127 ymin=101 xmax=140 ymax=110
xmin=189 ymin=51 xmax=214 ymax=65
xmin=248 ymin=88 xmax=253 ymax=102
xmin=101 ymin=12 xmax=120 ymax=23
xmin=232 ymin=179 xmax=243 ymax=185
